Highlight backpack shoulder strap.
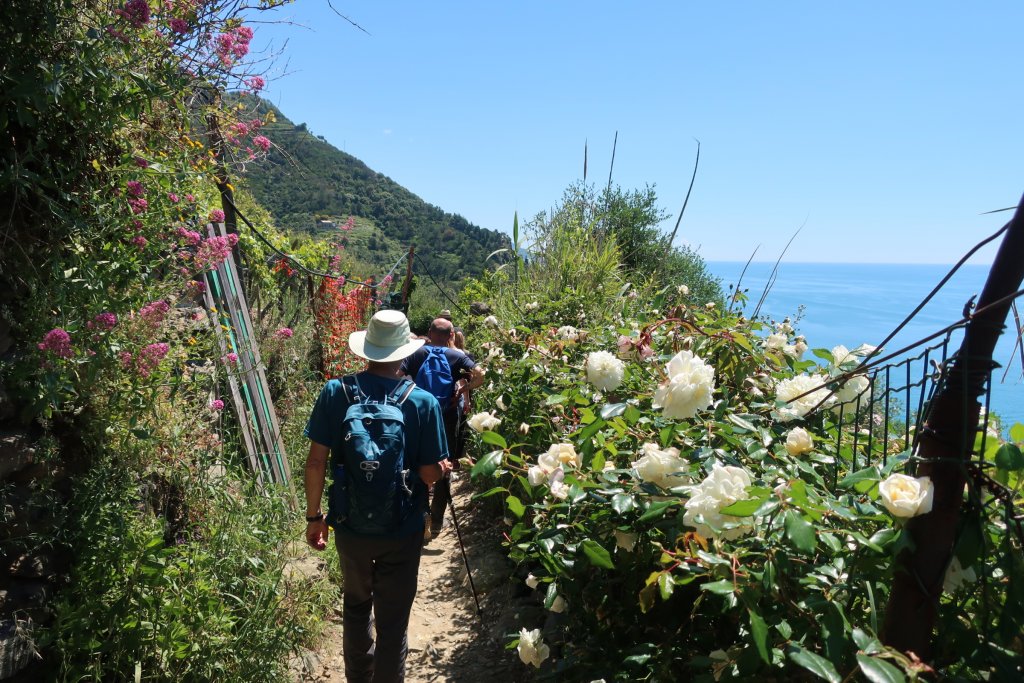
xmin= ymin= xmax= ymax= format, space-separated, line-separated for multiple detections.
xmin=388 ymin=378 xmax=416 ymax=406
xmin=340 ymin=375 xmax=365 ymax=404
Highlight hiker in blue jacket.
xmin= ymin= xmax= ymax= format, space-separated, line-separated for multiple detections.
xmin=401 ymin=316 xmax=484 ymax=540
xmin=304 ymin=310 xmax=451 ymax=683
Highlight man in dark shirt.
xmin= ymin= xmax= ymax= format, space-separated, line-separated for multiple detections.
xmin=401 ymin=317 xmax=483 ymax=538
xmin=304 ymin=310 xmax=450 ymax=683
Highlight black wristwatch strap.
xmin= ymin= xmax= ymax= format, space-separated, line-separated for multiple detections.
xmin=305 ymin=512 xmax=325 ymax=523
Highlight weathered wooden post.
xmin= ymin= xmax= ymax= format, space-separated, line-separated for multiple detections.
xmin=882 ymin=194 xmax=1024 ymax=657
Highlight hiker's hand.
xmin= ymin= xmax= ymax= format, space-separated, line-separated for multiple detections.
xmin=440 ymin=459 xmax=453 ymax=475
xmin=306 ymin=519 xmax=329 ymax=551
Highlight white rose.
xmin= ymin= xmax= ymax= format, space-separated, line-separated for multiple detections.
xmin=765 ymin=333 xmax=787 ymax=351
xmin=549 ymin=478 xmax=569 ymax=500
xmin=525 ymin=573 xmax=540 ymax=589
xmin=942 ymin=557 xmax=977 ymax=594
xmin=776 ymin=320 xmax=794 ymax=335
xmin=496 ymin=395 xmax=507 ymax=411
xmin=525 ymin=300 xmax=540 ymax=311
xmin=878 ymin=473 xmax=933 ymax=518
xmin=632 ymin=442 xmax=687 ymax=489
xmin=835 ymin=374 xmax=870 ymax=404
xmin=483 ymin=315 xmax=499 ymax=327
xmin=784 ymin=427 xmax=814 ymax=456
xmin=544 ymin=443 xmax=580 ymax=468
xmin=518 ymin=422 xmax=530 ymax=435
xmin=678 ymin=284 xmax=689 ymax=296
xmin=467 ymin=410 xmax=501 ymax=432
xmin=831 ymin=344 xmax=855 ymax=366
xmin=775 ymin=374 xmax=834 ymax=421
xmin=585 ymin=350 xmax=626 ymax=392
xmin=527 ymin=466 xmax=547 ymax=487
xmin=555 ymin=325 xmax=579 ymax=341
xmin=614 ymin=530 xmax=638 ymax=552
xmin=486 ymin=346 xmax=504 ymax=361
xmin=517 ymin=628 xmax=550 ymax=668
xmin=705 ymin=301 xmax=716 ymax=310
xmin=683 ymin=463 xmax=755 ymax=540
xmin=550 ymin=595 xmax=567 ymax=613
xmin=652 ymin=350 xmax=716 ymax=420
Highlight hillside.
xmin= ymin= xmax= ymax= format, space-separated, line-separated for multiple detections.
xmin=239 ymin=101 xmax=509 ymax=282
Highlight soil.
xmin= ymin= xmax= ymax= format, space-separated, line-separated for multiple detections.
xmin=291 ymin=474 xmax=530 ymax=683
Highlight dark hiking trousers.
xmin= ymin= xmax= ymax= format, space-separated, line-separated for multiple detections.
xmin=335 ymin=528 xmax=424 ymax=683
xmin=429 ymin=408 xmax=462 ymax=530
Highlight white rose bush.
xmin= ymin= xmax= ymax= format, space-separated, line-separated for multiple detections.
xmin=457 ymin=277 xmax=1024 ymax=681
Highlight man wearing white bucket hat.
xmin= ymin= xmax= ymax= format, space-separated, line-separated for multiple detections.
xmin=303 ymin=309 xmax=450 ymax=683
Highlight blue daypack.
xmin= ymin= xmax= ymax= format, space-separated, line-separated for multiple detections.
xmin=327 ymin=376 xmax=417 ymax=535
xmin=414 ymin=346 xmax=455 ymax=412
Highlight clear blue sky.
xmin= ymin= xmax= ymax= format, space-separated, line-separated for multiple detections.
xmin=252 ymin=1 xmax=1023 ymax=264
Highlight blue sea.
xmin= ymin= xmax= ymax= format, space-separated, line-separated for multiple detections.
xmin=707 ymin=262 xmax=1023 ymax=429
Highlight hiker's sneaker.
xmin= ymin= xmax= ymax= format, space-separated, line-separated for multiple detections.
xmin=423 ymin=524 xmax=433 ymax=545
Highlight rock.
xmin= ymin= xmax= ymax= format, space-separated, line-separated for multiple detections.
xmin=469 ymin=302 xmax=492 ymax=316
xmin=459 ymin=552 xmax=509 ymax=594
xmin=9 ymin=551 xmax=69 ymax=579
xmin=0 ymin=433 xmax=34 ymax=481
xmin=0 ymin=620 xmax=38 ymax=680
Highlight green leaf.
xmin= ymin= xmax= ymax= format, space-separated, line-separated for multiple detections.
xmin=1010 ymin=423 xmax=1024 ymax=443
xmin=480 ymin=430 xmax=507 ymax=449
xmin=658 ymin=573 xmax=675 ymax=600
xmin=787 ymin=645 xmax=841 ymax=683
xmin=639 ymin=500 xmax=678 ymax=522
xmin=624 ymin=405 xmax=642 ymax=425
xmin=839 ymin=466 xmax=880 ymax=490
xmin=581 ymin=539 xmax=615 ymax=569
xmin=856 ymin=654 xmax=906 ymax=683
xmin=784 ymin=510 xmax=817 ymax=554
xmin=994 ymin=443 xmax=1024 ymax=471
xmin=700 ymin=579 xmax=735 ymax=595
xmin=472 ymin=486 xmax=506 ymax=499
xmin=577 ymin=418 xmax=607 ymax=443
xmin=852 ymin=628 xmax=883 ymax=655
xmin=749 ymin=609 xmax=771 ymax=664
xmin=600 ymin=402 xmax=627 ymax=420
xmin=545 ymin=393 xmax=567 ymax=405
xmin=719 ymin=496 xmax=767 ymax=517
xmin=727 ymin=413 xmax=757 ymax=432
xmin=506 ymin=495 xmax=525 ymax=518
xmin=470 ymin=450 xmax=503 ymax=479
xmin=812 ymin=348 xmax=835 ymax=363
xmin=611 ymin=493 xmax=636 ymax=514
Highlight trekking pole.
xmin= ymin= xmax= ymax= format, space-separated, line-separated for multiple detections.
xmin=447 ymin=487 xmax=483 ymax=621
xmin=447 ymin=407 xmax=484 ymax=620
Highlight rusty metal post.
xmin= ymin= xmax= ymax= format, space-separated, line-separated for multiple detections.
xmin=882 ymin=193 xmax=1024 ymax=658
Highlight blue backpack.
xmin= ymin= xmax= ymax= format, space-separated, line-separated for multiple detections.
xmin=414 ymin=346 xmax=455 ymax=412
xmin=327 ymin=376 xmax=417 ymax=535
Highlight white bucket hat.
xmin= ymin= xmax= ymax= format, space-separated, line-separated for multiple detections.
xmin=348 ymin=310 xmax=424 ymax=362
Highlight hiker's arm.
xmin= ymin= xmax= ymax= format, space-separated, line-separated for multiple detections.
xmin=420 ymin=460 xmax=451 ymax=487
xmin=466 ymin=364 xmax=485 ymax=391
xmin=304 ymin=442 xmax=330 ymax=550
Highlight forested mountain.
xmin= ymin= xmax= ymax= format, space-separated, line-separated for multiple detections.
xmin=239 ymin=101 xmax=509 ymax=282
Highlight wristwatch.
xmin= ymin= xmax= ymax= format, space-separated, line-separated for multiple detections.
xmin=305 ymin=512 xmax=325 ymax=522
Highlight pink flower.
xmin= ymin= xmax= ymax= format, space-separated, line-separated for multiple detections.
xmin=119 ymin=351 xmax=134 ymax=369
xmin=135 ymin=342 xmax=170 ymax=377
xmin=187 ymin=280 xmax=206 ymax=295
xmin=131 ymin=219 xmax=144 ymax=231
xmin=185 ymin=193 xmax=195 ymax=203
xmin=168 ymin=193 xmax=180 ymax=203
xmin=248 ymin=118 xmax=263 ymax=130
xmin=134 ymin=156 xmax=148 ymax=168
xmin=381 ymin=275 xmax=393 ymax=286
xmin=126 ymin=180 xmax=145 ymax=197
xmin=209 ymin=399 xmax=225 ymax=411
xmin=129 ymin=198 xmax=148 ymax=214
xmin=139 ymin=300 xmax=170 ymax=326
xmin=341 ymin=217 xmax=355 ymax=231
xmin=246 ymin=76 xmax=265 ymax=92
xmin=194 ymin=234 xmax=239 ymax=270
xmin=175 ymin=226 xmax=202 ymax=246
xmin=116 ymin=0 xmax=150 ymax=28
xmin=209 ymin=209 xmax=225 ymax=223
xmin=38 ymin=328 xmax=73 ymax=358
xmin=274 ymin=327 xmax=293 ymax=340
xmin=90 ymin=312 xmax=118 ymax=331
xmin=225 ymin=352 xmax=238 ymax=365
xmin=252 ymin=135 xmax=271 ymax=152
xmin=131 ymin=235 xmax=148 ymax=248
xmin=169 ymin=18 xmax=189 ymax=34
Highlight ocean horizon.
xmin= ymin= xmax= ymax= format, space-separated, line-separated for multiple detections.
xmin=707 ymin=261 xmax=1023 ymax=429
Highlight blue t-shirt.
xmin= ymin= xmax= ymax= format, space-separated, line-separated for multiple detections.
xmin=304 ymin=372 xmax=449 ymax=537
xmin=401 ymin=345 xmax=476 ymax=413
